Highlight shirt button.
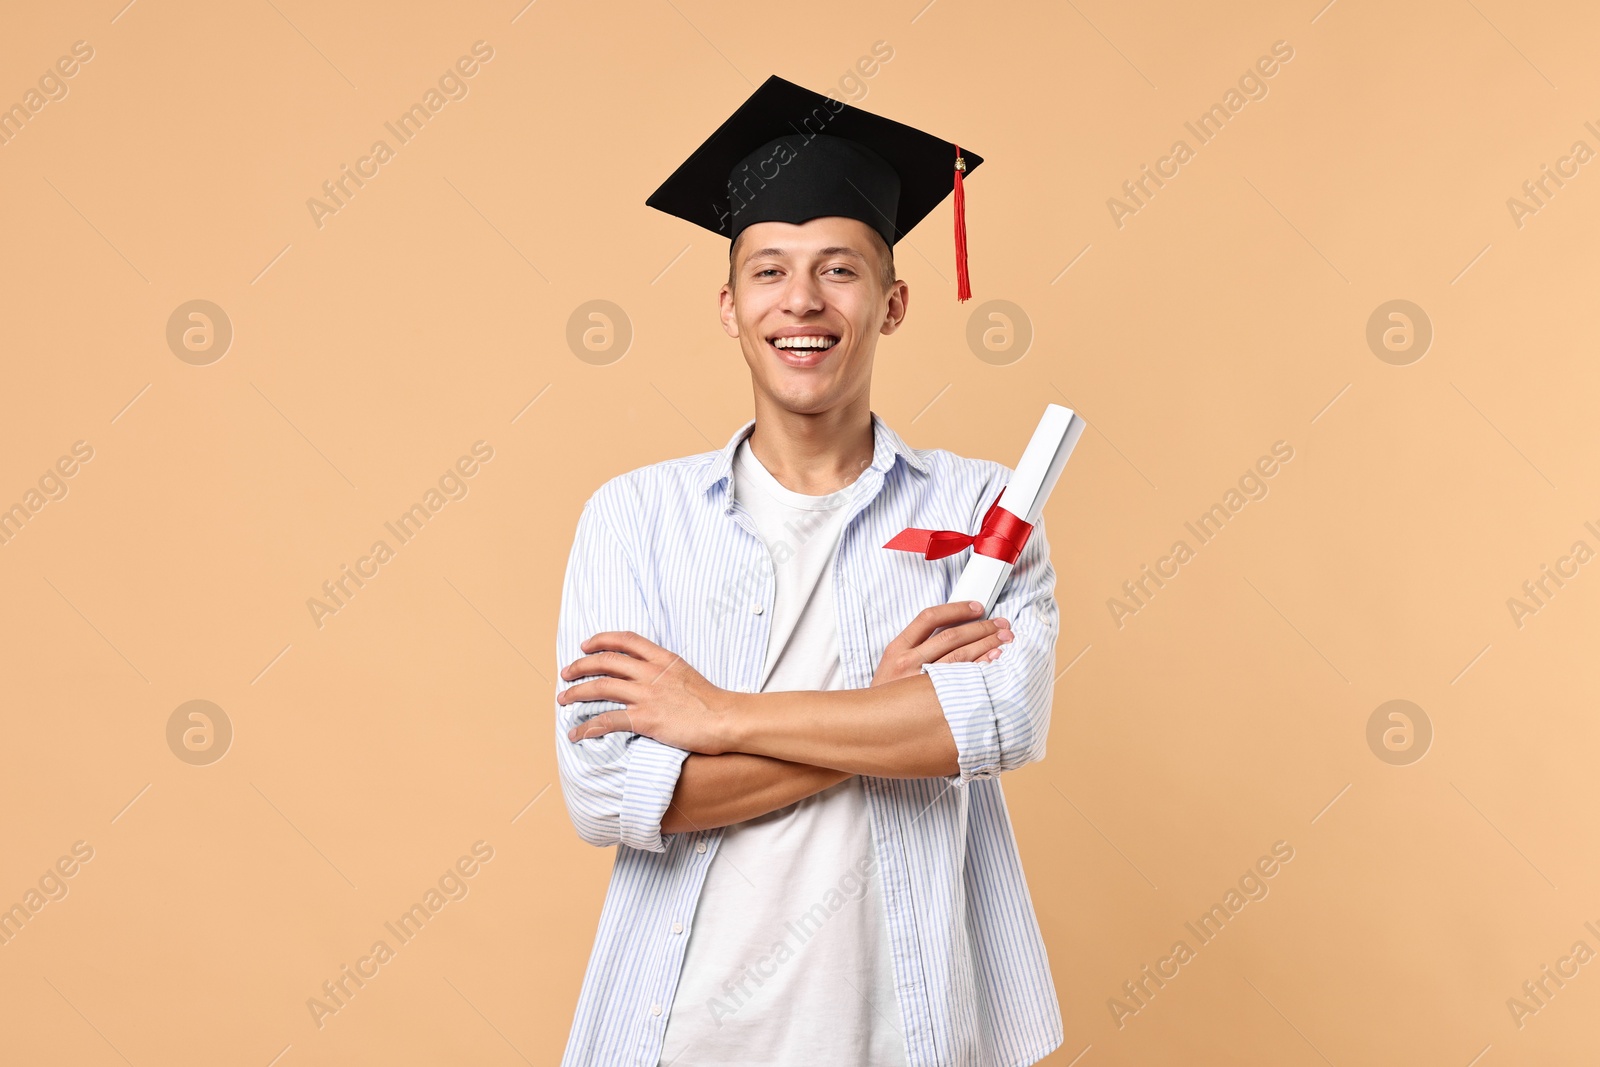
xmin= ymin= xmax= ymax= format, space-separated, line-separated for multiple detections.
xmin=752 ymin=602 xmax=764 ymax=614
xmin=651 ymin=1003 xmax=662 ymax=1017
xmin=671 ymin=921 xmax=684 ymax=934
xmin=695 ymin=841 xmax=707 ymax=854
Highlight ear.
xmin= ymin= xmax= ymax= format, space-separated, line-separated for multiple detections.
xmin=880 ymin=279 xmax=909 ymax=336
xmin=718 ymin=282 xmax=739 ymax=338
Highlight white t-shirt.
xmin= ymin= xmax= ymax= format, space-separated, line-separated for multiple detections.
xmin=658 ymin=438 xmax=908 ymax=1067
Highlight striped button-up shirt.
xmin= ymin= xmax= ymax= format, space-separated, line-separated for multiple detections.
xmin=556 ymin=411 xmax=1064 ymax=1067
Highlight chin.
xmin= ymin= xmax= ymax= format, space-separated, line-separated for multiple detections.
xmin=764 ymin=379 xmax=840 ymax=413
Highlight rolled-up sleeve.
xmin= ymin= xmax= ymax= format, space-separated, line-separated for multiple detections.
xmin=920 ymin=476 xmax=1060 ymax=784
xmin=554 ymin=488 xmax=689 ymax=852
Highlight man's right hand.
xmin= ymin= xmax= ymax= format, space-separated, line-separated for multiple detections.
xmin=871 ymin=601 xmax=1012 ymax=686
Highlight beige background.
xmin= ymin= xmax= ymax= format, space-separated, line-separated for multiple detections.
xmin=1 ymin=0 xmax=1596 ymax=1063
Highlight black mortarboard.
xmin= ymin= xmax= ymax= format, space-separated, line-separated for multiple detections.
xmin=646 ymin=75 xmax=982 ymax=300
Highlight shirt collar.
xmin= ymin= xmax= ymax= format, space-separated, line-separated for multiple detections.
xmin=697 ymin=409 xmax=930 ymax=499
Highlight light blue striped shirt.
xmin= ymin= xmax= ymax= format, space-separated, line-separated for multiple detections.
xmin=556 ymin=411 xmax=1064 ymax=1067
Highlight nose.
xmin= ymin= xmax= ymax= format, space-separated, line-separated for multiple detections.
xmin=778 ymin=270 xmax=825 ymax=316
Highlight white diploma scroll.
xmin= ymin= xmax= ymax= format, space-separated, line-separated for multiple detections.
xmin=948 ymin=403 xmax=1085 ymax=616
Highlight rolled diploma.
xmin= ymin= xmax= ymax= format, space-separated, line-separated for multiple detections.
xmin=948 ymin=403 xmax=1085 ymax=616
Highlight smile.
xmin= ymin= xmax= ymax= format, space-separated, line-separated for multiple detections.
xmin=765 ymin=332 xmax=840 ymax=366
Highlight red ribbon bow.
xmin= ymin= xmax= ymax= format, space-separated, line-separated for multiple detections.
xmin=883 ymin=486 xmax=1033 ymax=564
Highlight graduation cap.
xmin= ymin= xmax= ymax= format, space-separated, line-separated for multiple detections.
xmin=646 ymin=75 xmax=982 ymax=300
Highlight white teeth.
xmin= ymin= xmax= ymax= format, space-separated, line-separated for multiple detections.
xmin=772 ymin=336 xmax=837 ymax=349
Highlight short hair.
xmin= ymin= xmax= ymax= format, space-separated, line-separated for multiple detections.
xmin=727 ymin=227 xmax=896 ymax=293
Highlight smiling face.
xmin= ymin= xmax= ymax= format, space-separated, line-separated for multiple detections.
xmin=719 ymin=216 xmax=908 ymax=416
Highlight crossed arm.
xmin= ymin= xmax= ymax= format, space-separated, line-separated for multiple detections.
xmin=559 ymin=654 xmax=965 ymax=836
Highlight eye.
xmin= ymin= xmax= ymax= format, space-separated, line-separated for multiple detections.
xmin=824 ymin=266 xmax=857 ymax=276
xmin=754 ymin=268 xmax=780 ymax=278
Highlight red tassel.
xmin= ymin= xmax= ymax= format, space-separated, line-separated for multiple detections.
xmin=953 ymin=144 xmax=971 ymax=301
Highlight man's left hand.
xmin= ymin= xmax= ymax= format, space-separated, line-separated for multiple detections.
xmin=559 ymin=631 xmax=735 ymax=754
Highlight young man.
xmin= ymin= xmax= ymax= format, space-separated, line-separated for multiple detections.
xmin=555 ymin=76 xmax=1063 ymax=1066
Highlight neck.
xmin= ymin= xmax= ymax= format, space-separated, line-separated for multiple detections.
xmin=745 ymin=391 xmax=875 ymax=496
